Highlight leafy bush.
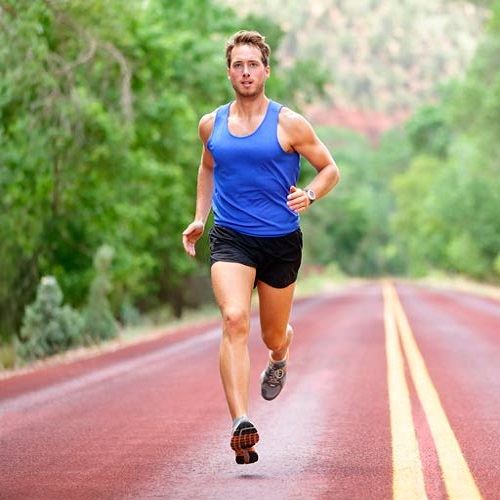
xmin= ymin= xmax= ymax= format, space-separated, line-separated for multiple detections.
xmin=0 ymin=343 xmax=16 ymax=370
xmin=17 ymin=276 xmax=83 ymax=362
xmin=83 ymin=245 xmax=118 ymax=342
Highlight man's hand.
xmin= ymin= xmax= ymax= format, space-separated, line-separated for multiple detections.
xmin=286 ymin=185 xmax=310 ymax=214
xmin=182 ymin=221 xmax=205 ymax=257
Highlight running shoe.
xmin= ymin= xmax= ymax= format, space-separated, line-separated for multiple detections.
xmin=260 ymin=357 xmax=287 ymax=401
xmin=230 ymin=418 xmax=259 ymax=465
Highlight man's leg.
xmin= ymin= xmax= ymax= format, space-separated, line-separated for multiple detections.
xmin=211 ymin=261 xmax=256 ymax=419
xmin=258 ymin=280 xmax=295 ymax=361
xmin=212 ymin=261 xmax=260 ymax=464
xmin=258 ymin=281 xmax=295 ymax=400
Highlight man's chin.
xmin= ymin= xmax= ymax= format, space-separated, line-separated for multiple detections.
xmin=233 ymin=84 xmax=263 ymax=98
xmin=236 ymin=89 xmax=260 ymax=99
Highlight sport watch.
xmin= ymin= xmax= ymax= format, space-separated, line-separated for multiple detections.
xmin=305 ymin=189 xmax=316 ymax=204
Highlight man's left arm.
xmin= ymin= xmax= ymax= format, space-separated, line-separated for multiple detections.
xmin=283 ymin=110 xmax=340 ymax=213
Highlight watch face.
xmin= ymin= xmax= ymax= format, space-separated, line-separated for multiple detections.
xmin=307 ymin=189 xmax=316 ymax=201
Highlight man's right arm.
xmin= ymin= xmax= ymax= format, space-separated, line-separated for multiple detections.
xmin=182 ymin=113 xmax=215 ymax=257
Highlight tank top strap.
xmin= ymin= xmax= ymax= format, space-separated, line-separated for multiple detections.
xmin=257 ymin=100 xmax=281 ymax=137
xmin=267 ymin=99 xmax=282 ymax=115
xmin=214 ymin=102 xmax=231 ymax=127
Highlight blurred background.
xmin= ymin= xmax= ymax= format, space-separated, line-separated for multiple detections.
xmin=1 ymin=0 xmax=499 ymax=368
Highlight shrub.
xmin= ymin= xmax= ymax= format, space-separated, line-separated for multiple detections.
xmin=83 ymin=245 xmax=118 ymax=342
xmin=17 ymin=276 xmax=83 ymax=361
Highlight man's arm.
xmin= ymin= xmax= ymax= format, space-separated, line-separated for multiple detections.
xmin=279 ymin=108 xmax=340 ymax=214
xmin=182 ymin=113 xmax=215 ymax=257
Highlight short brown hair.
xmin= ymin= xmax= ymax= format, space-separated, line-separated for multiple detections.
xmin=225 ymin=30 xmax=271 ymax=68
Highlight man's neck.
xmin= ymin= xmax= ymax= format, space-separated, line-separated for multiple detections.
xmin=232 ymin=95 xmax=269 ymax=118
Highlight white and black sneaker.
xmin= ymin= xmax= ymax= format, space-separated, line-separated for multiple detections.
xmin=260 ymin=357 xmax=287 ymax=401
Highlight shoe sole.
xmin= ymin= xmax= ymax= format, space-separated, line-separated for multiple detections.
xmin=234 ymin=446 xmax=258 ymax=465
xmin=231 ymin=421 xmax=259 ymax=465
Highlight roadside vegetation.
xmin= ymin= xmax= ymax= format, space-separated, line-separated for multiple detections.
xmin=1 ymin=0 xmax=499 ymax=368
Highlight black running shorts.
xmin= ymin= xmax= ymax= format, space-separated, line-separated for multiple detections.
xmin=209 ymin=224 xmax=303 ymax=289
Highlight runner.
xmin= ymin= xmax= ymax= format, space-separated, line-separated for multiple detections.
xmin=182 ymin=30 xmax=340 ymax=464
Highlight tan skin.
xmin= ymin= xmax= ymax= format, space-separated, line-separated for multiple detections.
xmin=182 ymin=43 xmax=339 ymax=420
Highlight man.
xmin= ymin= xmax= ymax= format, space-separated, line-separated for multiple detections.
xmin=182 ymin=30 xmax=339 ymax=465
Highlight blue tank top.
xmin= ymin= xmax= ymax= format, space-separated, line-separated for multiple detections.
xmin=207 ymin=100 xmax=301 ymax=237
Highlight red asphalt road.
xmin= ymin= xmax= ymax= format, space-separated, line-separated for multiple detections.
xmin=0 ymin=282 xmax=499 ymax=500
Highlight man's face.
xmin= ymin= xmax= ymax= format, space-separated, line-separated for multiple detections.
xmin=227 ymin=44 xmax=270 ymax=98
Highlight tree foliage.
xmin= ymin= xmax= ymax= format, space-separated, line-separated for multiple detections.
xmin=379 ymin=0 xmax=499 ymax=281
xmin=1 ymin=0 xmax=499 ymax=358
xmin=0 ymin=0 xmax=236 ymax=340
xmin=0 ymin=0 xmax=324 ymax=346
xmin=300 ymin=0 xmax=500 ymax=282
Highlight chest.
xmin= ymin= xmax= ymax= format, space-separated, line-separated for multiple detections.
xmin=227 ymin=115 xmax=265 ymax=137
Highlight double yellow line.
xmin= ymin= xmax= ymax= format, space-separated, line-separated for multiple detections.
xmin=382 ymin=281 xmax=482 ymax=500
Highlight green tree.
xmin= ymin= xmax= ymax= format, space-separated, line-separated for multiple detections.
xmin=1 ymin=0 xmax=327 ymax=350
xmin=0 ymin=0 xmax=243 ymax=341
xmin=301 ymin=126 xmax=412 ymax=276
xmin=405 ymin=104 xmax=452 ymax=158
xmin=391 ymin=155 xmax=448 ymax=275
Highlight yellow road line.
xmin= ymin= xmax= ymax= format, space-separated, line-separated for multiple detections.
xmin=383 ymin=284 xmax=428 ymax=500
xmin=386 ymin=282 xmax=482 ymax=500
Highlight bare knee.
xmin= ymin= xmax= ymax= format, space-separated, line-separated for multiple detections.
xmin=221 ymin=307 xmax=250 ymax=341
xmin=261 ymin=323 xmax=292 ymax=352
xmin=261 ymin=327 xmax=284 ymax=352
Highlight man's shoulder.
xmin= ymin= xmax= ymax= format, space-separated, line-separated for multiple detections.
xmin=277 ymin=105 xmax=309 ymax=131
xmin=276 ymin=104 xmax=316 ymax=150
xmin=199 ymin=102 xmax=231 ymax=126
xmin=196 ymin=111 xmax=212 ymax=143
xmin=199 ymin=110 xmax=216 ymax=126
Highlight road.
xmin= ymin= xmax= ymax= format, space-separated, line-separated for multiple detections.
xmin=0 ymin=281 xmax=499 ymax=500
